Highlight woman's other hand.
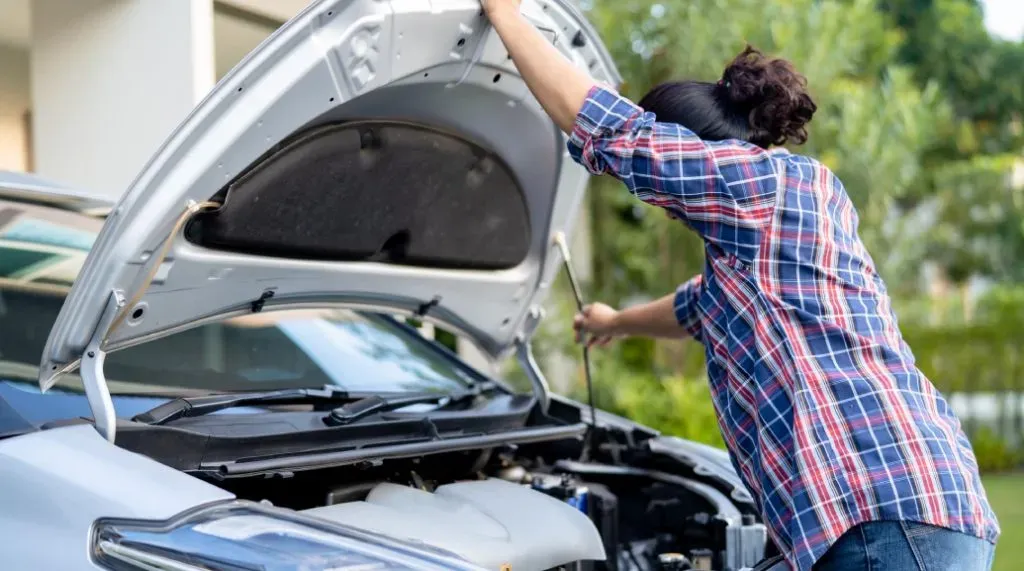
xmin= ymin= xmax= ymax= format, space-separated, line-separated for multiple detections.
xmin=574 ymin=303 xmax=620 ymax=347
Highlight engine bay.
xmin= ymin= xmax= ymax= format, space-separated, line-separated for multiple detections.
xmin=208 ymin=436 xmax=770 ymax=571
xmin=94 ymin=341 xmax=771 ymax=571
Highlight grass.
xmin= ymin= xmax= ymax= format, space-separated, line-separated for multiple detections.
xmin=984 ymin=473 xmax=1024 ymax=571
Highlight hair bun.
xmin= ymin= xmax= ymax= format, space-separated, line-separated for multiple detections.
xmin=720 ymin=45 xmax=817 ymax=146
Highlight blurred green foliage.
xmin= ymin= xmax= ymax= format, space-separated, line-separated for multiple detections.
xmin=575 ymin=357 xmax=725 ymax=448
xmin=970 ymin=427 xmax=1021 ymax=473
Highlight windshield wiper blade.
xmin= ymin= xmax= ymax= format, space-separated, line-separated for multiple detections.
xmin=132 ymin=386 xmax=353 ymax=425
xmin=323 ymin=382 xmax=494 ymax=427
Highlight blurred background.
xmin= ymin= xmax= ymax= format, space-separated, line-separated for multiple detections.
xmin=0 ymin=0 xmax=1021 ymax=568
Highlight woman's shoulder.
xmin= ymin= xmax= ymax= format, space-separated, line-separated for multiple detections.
xmin=767 ymin=147 xmax=811 ymax=162
xmin=768 ymin=148 xmax=856 ymax=212
xmin=767 ymin=147 xmax=834 ymax=174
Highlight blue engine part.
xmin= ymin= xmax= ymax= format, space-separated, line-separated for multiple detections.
xmin=530 ymin=474 xmax=589 ymax=515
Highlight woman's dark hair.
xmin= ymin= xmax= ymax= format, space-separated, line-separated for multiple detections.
xmin=637 ymin=45 xmax=817 ymax=148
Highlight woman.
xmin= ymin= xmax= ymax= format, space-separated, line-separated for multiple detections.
xmin=480 ymin=1 xmax=999 ymax=570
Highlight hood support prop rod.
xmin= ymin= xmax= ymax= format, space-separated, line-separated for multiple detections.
xmin=554 ymin=232 xmax=598 ymax=461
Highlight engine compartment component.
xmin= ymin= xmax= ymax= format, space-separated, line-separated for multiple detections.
xmin=485 ymin=462 xmax=768 ymax=571
xmin=527 ymin=463 xmax=767 ymax=571
xmin=302 ymin=478 xmax=606 ymax=570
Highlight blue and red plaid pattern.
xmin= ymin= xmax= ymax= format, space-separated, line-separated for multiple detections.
xmin=567 ymin=85 xmax=999 ymax=570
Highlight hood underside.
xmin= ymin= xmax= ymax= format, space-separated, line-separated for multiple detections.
xmin=39 ymin=0 xmax=620 ymax=389
xmin=189 ymin=120 xmax=531 ymax=270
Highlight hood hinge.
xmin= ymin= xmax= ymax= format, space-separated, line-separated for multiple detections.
xmin=81 ymin=290 xmax=127 ymax=443
xmin=514 ymin=305 xmax=551 ymax=415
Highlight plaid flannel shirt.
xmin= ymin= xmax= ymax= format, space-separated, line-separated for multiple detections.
xmin=567 ymin=85 xmax=999 ymax=570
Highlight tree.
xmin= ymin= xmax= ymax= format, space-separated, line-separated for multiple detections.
xmin=878 ymin=0 xmax=1024 ymax=293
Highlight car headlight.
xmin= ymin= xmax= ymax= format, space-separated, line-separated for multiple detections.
xmin=92 ymin=500 xmax=483 ymax=571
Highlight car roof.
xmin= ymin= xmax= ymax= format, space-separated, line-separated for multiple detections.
xmin=0 ymin=170 xmax=112 ymax=216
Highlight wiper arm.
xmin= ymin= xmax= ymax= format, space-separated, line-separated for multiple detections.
xmin=133 ymin=382 xmax=496 ymax=426
xmin=133 ymin=386 xmax=353 ymax=425
xmin=323 ymin=382 xmax=494 ymax=427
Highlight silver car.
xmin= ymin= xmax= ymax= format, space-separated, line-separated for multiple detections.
xmin=0 ymin=1 xmax=768 ymax=570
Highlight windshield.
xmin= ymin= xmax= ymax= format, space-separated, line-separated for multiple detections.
xmin=0 ymin=199 xmax=477 ymax=397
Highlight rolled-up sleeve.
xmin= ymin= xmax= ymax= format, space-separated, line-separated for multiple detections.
xmin=567 ymin=85 xmax=778 ymax=254
xmin=673 ymin=275 xmax=704 ymax=343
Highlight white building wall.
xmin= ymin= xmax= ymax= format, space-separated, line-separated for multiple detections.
xmin=217 ymin=0 xmax=312 ymax=23
xmin=0 ymin=44 xmax=30 ymax=172
xmin=213 ymin=6 xmax=280 ymax=80
xmin=30 ymin=0 xmax=216 ymax=196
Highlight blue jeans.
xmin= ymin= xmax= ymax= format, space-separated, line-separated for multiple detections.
xmin=811 ymin=521 xmax=995 ymax=570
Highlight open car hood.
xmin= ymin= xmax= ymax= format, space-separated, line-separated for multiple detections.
xmin=39 ymin=0 xmax=620 ymax=399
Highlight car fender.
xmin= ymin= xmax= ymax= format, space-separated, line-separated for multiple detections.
xmin=0 ymin=425 xmax=233 ymax=569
